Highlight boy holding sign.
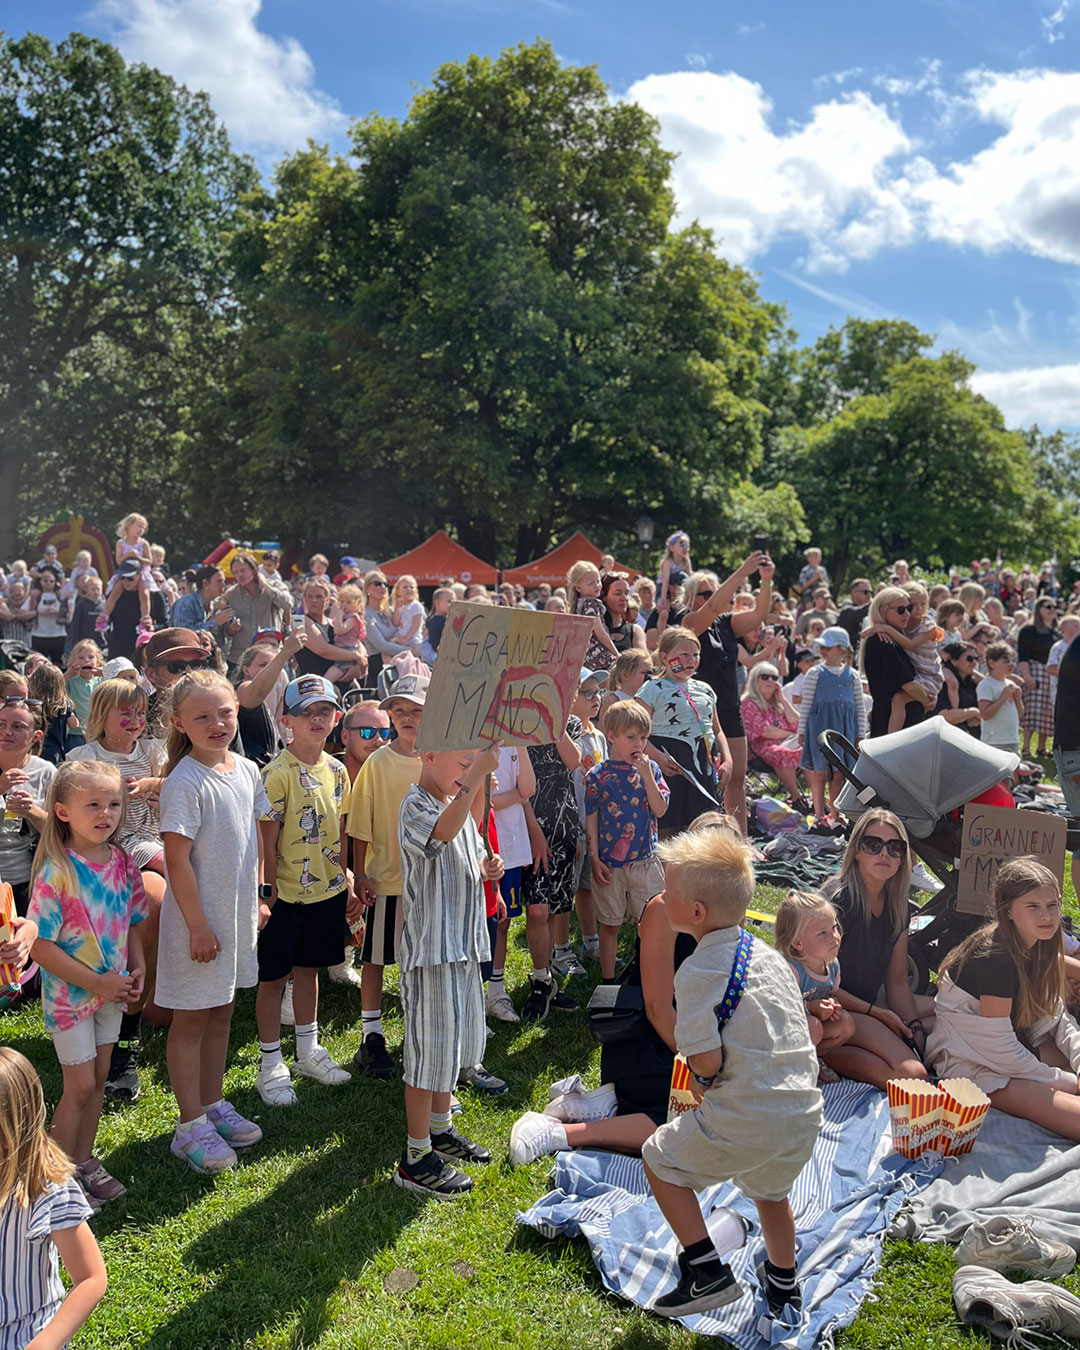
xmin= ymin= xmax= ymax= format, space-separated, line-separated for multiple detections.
xmin=395 ymin=743 xmax=505 ymax=1199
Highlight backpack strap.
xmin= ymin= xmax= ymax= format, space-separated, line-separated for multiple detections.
xmin=715 ymin=927 xmax=754 ymax=1033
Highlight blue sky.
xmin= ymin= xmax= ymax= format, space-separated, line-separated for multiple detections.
xmin=22 ymin=0 xmax=1080 ymax=427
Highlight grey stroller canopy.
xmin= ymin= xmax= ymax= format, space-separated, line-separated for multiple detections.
xmin=834 ymin=719 xmax=1020 ymax=838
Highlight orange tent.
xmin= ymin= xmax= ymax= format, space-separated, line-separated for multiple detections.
xmin=503 ymin=531 xmax=639 ymax=587
xmin=379 ymin=530 xmax=499 ymax=586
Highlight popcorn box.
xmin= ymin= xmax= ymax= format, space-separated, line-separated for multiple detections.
xmin=886 ymin=1078 xmax=945 ymax=1157
xmin=667 ymin=1055 xmax=699 ymax=1123
xmin=937 ymin=1077 xmax=990 ymax=1156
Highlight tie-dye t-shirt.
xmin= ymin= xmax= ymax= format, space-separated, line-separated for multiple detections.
xmin=28 ymin=847 xmax=148 ymax=1032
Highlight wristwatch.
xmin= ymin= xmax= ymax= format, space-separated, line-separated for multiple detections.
xmin=258 ymin=884 xmax=273 ymax=900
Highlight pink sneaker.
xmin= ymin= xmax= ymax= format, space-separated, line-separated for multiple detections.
xmin=77 ymin=1156 xmax=126 ymax=1202
xmin=171 ymin=1121 xmax=237 ymax=1175
xmin=206 ymin=1100 xmax=263 ymax=1148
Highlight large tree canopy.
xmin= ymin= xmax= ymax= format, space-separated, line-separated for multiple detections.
xmin=0 ymin=31 xmax=255 ymax=558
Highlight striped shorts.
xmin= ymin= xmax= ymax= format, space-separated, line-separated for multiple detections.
xmin=359 ymin=894 xmax=401 ymax=966
xmin=400 ymin=960 xmax=486 ymax=1094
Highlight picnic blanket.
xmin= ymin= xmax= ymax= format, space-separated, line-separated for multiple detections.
xmin=516 ymin=1080 xmax=943 ymax=1347
xmin=897 ymin=1105 xmax=1080 ymax=1253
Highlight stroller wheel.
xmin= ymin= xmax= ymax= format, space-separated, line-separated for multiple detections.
xmin=907 ymin=940 xmax=931 ymax=997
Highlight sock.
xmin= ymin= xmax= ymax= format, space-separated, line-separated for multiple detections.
xmin=260 ymin=1040 xmax=284 ymax=1072
xmin=295 ymin=1021 xmax=318 ymax=1062
xmin=554 ymin=942 xmax=571 ymax=957
xmin=763 ymin=1260 xmax=800 ymax=1313
xmin=583 ymin=933 xmax=599 ymax=954
xmin=487 ymin=969 xmax=505 ymax=994
xmin=406 ymin=1133 xmax=431 ymax=1162
xmin=202 ymin=1098 xmax=224 ymax=1114
xmin=549 ymin=1120 xmax=568 ymax=1150
xmin=684 ymin=1237 xmax=722 ymax=1269
xmin=430 ymin=1110 xmax=453 ymax=1135
xmin=361 ymin=1009 xmax=384 ymax=1039
xmin=176 ymin=1113 xmax=207 ymax=1137
xmin=532 ymin=967 xmax=553 ymax=985
xmin=118 ymin=1009 xmax=142 ymax=1043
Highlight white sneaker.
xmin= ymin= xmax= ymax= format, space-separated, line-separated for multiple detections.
xmin=508 ymin=1111 xmax=567 ymax=1166
xmin=910 ymin=862 xmax=944 ymax=894
xmin=327 ymin=958 xmax=362 ymax=987
xmin=292 ymin=1046 xmax=352 ymax=1086
xmin=545 ymin=1081 xmax=618 ymax=1123
xmin=953 ymin=1264 xmax=1080 ymax=1342
xmin=955 ymin=1217 xmax=1076 ymax=1278
xmin=280 ymin=980 xmax=295 ymax=1026
xmin=550 ymin=949 xmax=588 ymax=978
xmin=485 ymin=990 xmax=520 ymax=1023
xmin=257 ymin=1061 xmax=297 ymax=1107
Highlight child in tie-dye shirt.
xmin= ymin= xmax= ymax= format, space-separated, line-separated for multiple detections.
xmin=29 ymin=761 xmax=147 ymax=1209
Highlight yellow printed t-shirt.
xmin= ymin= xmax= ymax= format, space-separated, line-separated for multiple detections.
xmin=261 ymin=749 xmax=348 ymax=905
xmin=346 ymin=745 xmax=422 ymax=896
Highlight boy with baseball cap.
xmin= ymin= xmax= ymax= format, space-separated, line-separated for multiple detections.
xmin=255 ymin=675 xmax=358 ymax=1106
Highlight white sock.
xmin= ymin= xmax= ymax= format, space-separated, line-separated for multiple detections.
xmin=430 ymin=1110 xmax=453 ymax=1134
xmin=176 ymin=1113 xmax=207 ymax=1137
xmin=554 ymin=942 xmax=571 ymax=958
xmin=203 ymin=1098 xmax=224 ymax=1114
xmin=549 ymin=1120 xmax=568 ymax=1150
xmin=487 ymin=973 xmax=505 ymax=995
xmin=583 ymin=933 xmax=599 ymax=953
xmin=406 ymin=1133 xmax=431 ymax=1161
xmin=532 ymin=967 xmax=552 ymax=984
xmin=295 ymin=1021 xmax=318 ymax=1061
xmin=361 ymin=1009 xmax=384 ymax=1039
xmin=260 ymin=1040 xmax=284 ymax=1072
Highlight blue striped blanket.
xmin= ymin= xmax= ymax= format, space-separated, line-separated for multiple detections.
xmin=516 ymin=1081 xmax=943 ymax=1347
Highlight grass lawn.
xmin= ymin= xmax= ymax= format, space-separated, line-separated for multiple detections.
xmin=6 ymin=864 xmax=1079 ymax=1350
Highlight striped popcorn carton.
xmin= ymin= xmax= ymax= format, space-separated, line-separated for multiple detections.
xmin=937 ymin=1078 xmax=990 ymax=1156
xmin=666 ymin=1055 xmax=699 ymax=1122
xmin=886 ymin=1078 xmax=945 ymax=1158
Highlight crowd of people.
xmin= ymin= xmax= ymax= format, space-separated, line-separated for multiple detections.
xmin=4 ymin=518 xmax=1080 ymax=1341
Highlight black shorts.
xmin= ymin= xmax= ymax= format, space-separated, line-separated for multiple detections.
xmin=257 ymin=891 xmax=348 ymax=982
xmin=716 ymin=704 xmax=746 ymax=740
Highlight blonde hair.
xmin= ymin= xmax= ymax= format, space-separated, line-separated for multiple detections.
xmin=339 ymin=584 xmax=365 ymax=613
xmin=936 ymin=598 xmax=966 ymax=630
xmin=610 ymin=650 xmax=652 ymax=691
xmin=66 ymin=640 xmax=103 ymax=683
xmin=940 ymin=858 xmax=1063 ymax=1028
xmin=0 ymin=1048 xmax=73 ymax=1208
xmin=687 ymin=811 xmax=742 ymax=839
xmin=391 ymin=574 xmax=420 ymax=606
xmin=164 ymin=671 xmax=236 ymax=775
xmin=743 ymin=662 xmax=781 ymax=711
xmin=902 ymin=581 xmax=928 ymax=606
xmin=681 ymin=571 xmax=721 ymax=614
xmin=364 ymin=571 xmax=391 ymax=614
xmin=602 ymin=700 xmax=651 ymax=738
xmin=237 ymin=642 xmax=278 ymax=682
xmin=117 ymin=512 xmax=147 ymax=537
xmin=824 ymin=809 xmax=911 ymax=940
xmin=656 ymin=828 xmax=755 ymax=924
xmin=85 ymin=678 xmax=149 ymax=745
xmin=656 ymin=625 xmax=700 ymax=671
xmin=0 ymin=670 xmax=27 ymax=698
xmin=32 ymin=761 xmax=126 ymax=892
xmin=774 ymin=890 xmax=837 ymax=961
xmin=26 ymin=661 xmax=68 ymax=722
xmin=567 ymin=560 xmax=601 ymax=610
xmin=958 ymin=581 xmax=986 ymax=618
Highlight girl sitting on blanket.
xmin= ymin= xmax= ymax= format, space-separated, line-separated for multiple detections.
xmin=927 ymin=857 xmax=1080 ymax=1141
xmin=775 ymin=890 xmax=856 ymax=1064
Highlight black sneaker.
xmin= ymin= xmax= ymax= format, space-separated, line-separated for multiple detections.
xmin=394 ymin=1149 xmax=473 ymax=1200
xmin=653 ymin=1253 xmax=742 ymax=1317
xmin=549 ymin=987 xmax=579 ymax=1013
xmin=431 ymin=1125 xmax=492 ymax=1165
xmin=104 ymin=1038 xmax=140 ymax=1102
xmin=755 ymin=1258 xmax=803 ymax=1319
xmin=520 ymin=976 xmax=556 ymax=1024
xmin=353 ymin=1032 xmax=395 ymax=1080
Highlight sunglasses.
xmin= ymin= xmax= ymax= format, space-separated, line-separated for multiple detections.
xmin=164 ymin=659 xmax=215 ymax=675
xmin=858 ymin=834 xmax=907 ymax=859
xmin=346 ymin=726 xmax=392 ymax=740
xmin=889 ymin=604 xmax=913 ymax=615
xmin=697 ymin=589 xmax=716 ymax=599
xmin=758 ymin=674 xmax=779 ymax=682
xmin=2 ymin=696 xmax=41 ymax=707
xmin=369 ymin=580 xmax=388 ymax=588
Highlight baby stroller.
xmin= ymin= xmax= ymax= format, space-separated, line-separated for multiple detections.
xmin=818 ymin=719 xmax=1080 ymax=993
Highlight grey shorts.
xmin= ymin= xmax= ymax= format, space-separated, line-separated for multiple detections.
xmin=400 ymin=960 xmax=486 ymax=1093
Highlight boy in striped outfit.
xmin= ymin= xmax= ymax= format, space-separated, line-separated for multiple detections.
xmin=395 ymin=741 xmax=505 ymax=1199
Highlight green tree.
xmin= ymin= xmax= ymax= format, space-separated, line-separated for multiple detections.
xmin=0 ymin=32 xmax=255 ymax=558
xmin=218 ymin=42 xmax=776 ymax=564
xmin=791 ymin=318 xmax=932 ymax=425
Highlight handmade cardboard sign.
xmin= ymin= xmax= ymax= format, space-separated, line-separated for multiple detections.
xmin=956 ymin=803 xmax=1067 ymax=915
xmin=416 ymin=603 xmax=593 ymax=752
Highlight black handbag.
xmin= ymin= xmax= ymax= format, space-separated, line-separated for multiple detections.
xmin=586 ymin=974 xmax=646 ymax=1044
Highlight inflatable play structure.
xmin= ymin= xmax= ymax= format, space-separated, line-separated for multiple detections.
xmin=37 ymin=515 xmax=114 ymax=579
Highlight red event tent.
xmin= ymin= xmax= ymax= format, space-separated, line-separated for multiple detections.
xmin=502 ymin=531 xmax=639 ymax=587
xmin=379 ymin=530 xmax=499 ymax=586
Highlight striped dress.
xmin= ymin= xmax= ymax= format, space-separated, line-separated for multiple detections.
xmin=0 ymin=1178 xmax=91 ymax=1350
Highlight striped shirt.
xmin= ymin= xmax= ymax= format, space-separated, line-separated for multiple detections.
xmin=1 ymin=1179 xmax=91 ymax=1350
xmin=397 ymin=785 xmax=489 ymax=974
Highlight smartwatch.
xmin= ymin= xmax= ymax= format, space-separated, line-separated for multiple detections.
xmin=258 ymin=884 xmax=273 ymax=900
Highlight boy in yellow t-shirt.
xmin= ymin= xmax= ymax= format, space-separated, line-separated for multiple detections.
xmin=346 ymin=674 xmax=426 ymax=1079
xmin=255 ymin=675 xmax=360 ymax=1107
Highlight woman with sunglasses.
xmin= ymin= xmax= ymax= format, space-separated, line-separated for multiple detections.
xmin=361 ymin=571 xmax=412 ymax=690
xmin=935 ymin=642 xmax=983 ymax=737
xmin=1018 ymin=598 xmax=1062 ymax=758
xmin=740 ymin=662 xmax=804 ymax=802
xmin=821 ymin=810 xmax=933 ymax=1089
xmin=860 ymin=586 xmax=932 ymax=739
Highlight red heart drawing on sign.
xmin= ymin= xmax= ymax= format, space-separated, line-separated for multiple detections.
xmin=452 ymin=612 xmax=466 ymax=636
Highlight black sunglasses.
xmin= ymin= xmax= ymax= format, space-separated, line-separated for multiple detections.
xmin=890 ymin=604 xmax=913 ymax=615
xmin=164 ymin=659 xmax=215 ymax=675
xmin=758 ymin=674 xmax=779 ymax=682
xmin=859 ymin=834 xmax=907 ymax=859
xmin=369 ymin=580 xmax=388 ymax=588
xmin=697 ymin=589 xmax=716 ymax=599
xmin=347 ymin=726 xmax=392 ymax=740
xmin=2 ymin=696 xmax=42 ymax=707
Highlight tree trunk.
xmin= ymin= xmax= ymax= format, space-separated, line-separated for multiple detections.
xmin=0 ymin=451 xmax=24 ymax=560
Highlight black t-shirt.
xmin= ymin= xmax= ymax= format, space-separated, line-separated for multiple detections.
xmin=107 ymin=588 xmax=143 ymax=660
xmin=833 ymin=882 xmax=902 ymax=1005
xmin=1056 ymin=632 xmax=1080 ymax=751
xmin=695 ymin=612 xmax=741 ymax=711
xmin=237 ymin=701 xmax=281 ymax=768
xmin=294 ymin=620 xmax=335 ymax=678
xmin=952 ymin=943 xmax=1020 ymax=1001
xmin=936 ymin=661 xmax=981 ymax=738
xmin=837 ymin=602 xmax=870 ymax=651
xmin=427 ymin=613 xmax=447 ymax=652
xmin=606 ymin=617 xmax=636 ymax=654
xmin=863 ymin=633 xmax=924 ymax=738
xmin=1017 ymin=624 xmax=1058 ymax=667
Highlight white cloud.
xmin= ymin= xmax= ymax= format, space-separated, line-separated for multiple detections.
xmin=685 ymin=52 xmax=711 ymax=70
xmin=971 ymin=363 xmax=1080 ymax=427
xmin=813 ymin=67 xmax=864 ymax=91
xmin=92 ymin=0 xmax=349 ymax=152
xmin=1043 ymin=1 xmax=1070 ymax=43
xmin=626 ymin=71 xmax=914 ymax=270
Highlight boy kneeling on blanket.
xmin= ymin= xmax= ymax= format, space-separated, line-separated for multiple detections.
xmin=642 ymin=829 xmax=824 ymax=1320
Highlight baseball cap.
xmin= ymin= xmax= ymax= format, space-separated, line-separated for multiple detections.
xmin=284 ymin=674 xmax=342 ymax=713
xmin=116 ymin=557 xmax=142 ymax=578
xmin=816 ymin=626 xmax=851 ymax=650
xmin=143 ymin=627 xmax=206 ymax=664
xmin=379 ymin=673 xmax=429 ymax=710
xmin=102 ymin=657 xmax=137 ymax=681
xmin=339 ymin=556 xmax=358 ymax=567
xmin=579 ymin=666 xmax=610 ymax=686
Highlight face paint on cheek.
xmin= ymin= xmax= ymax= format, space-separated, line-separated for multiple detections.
xmin=669 ymin=659 xmax=686 ymax=674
